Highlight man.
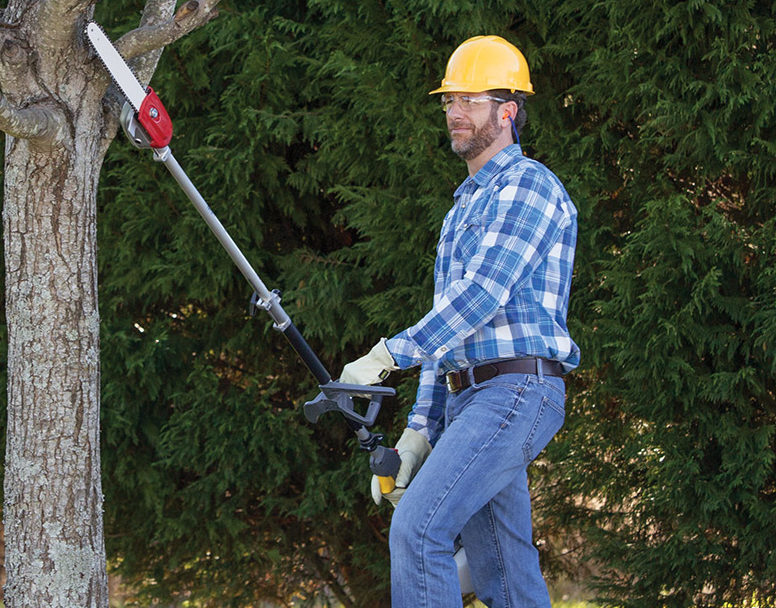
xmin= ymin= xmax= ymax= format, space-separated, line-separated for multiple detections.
xmin=340 ymin=35 xmax=580 ymax=607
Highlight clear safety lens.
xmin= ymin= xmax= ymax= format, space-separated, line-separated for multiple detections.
xmin=440 ymin=94 xmax=507 ymax=112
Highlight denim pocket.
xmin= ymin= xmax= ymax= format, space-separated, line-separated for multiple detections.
xmin=445 ymin=377 xmax=525 ymax=430
xmin=523 ymin=389 xmax=565 ymax=462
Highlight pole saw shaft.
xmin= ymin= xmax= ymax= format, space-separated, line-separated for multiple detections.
xmin=110 ymin=70 xmax=399 ymax=488
xmin=154 ymin=146 xmax=331 ymax=386
xmin=157 ymin=144 xmax=399 ymax=486
xmin=150 ymin=137 xmax=398 ymax=484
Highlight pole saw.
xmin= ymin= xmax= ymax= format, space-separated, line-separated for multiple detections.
xmin=84 ymin=22 xmax=401 ymax=493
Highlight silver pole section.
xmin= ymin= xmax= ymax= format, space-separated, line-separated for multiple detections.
xmin=151 ymin=145 xmax=332 ymax=385
xmin=153 ymin=146 xmax=291 ymax=330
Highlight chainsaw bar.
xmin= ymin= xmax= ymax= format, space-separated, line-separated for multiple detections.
xmin=85 ymin=22 xmax=147 ymax=111
xmin=86 ymin=21 xmax=173 ymax=148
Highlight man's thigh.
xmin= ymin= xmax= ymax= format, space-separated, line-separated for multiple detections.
xmin=395 ymin=373 xmax=565 ymax=543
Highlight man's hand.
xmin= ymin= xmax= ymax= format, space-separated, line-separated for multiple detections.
xmin=371 ymin=428 xmax=432 ymax=507
xmin=340 ymin=338 xmax=399 ymax=385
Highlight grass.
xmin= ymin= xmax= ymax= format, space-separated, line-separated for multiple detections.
xmin=471 ymin=602 xmax=598 ymax=608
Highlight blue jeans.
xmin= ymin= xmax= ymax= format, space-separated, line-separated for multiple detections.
xmin=389 ymin=371 xmax=566 ymax=608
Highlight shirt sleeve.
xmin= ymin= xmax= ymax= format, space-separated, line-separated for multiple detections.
xmin=387 ymin=168 xmax=570 ymax=369
xmin=406 ymin=359 xmax=448 ymax=446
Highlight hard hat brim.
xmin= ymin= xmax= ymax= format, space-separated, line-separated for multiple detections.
xmin=428 ymin=83 xmax=535 ymax=95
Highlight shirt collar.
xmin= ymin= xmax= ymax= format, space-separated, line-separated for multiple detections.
xmin=454 ymin=144 xmax=524 ymax=199
xmin=472 ymin=143 xmax=523 ymax=187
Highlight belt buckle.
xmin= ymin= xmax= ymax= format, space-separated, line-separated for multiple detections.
xmin=445 ymin=372 xmax=461 ymax=393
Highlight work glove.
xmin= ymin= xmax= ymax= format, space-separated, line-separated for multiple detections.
xmin=340 ymin=338 xmax=399 ymax=386
xmin=371 ymin=427 xmax=432 ymax=507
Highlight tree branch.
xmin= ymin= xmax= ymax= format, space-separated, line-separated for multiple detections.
xmin=0 ymin=96 xmax=62 ymax=142
xmin=139 ymin=0 xmax=178 ymax=23
xmin=119 ymin=0 xmax=178 ymax=89
xmin=37 ymin=0 xmax=96 ymax=51
xmin=116 ymin=0 xmax=221 ymax=63
xmin=94 ymin=0 xmax=220 ymax=158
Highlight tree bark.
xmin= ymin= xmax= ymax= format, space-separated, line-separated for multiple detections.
xmin=2 ymin=3 xmax=108 ymax=601
xmin=0 ymin=1 xmax=220 ymax=605
xmin=3 ymin=116 xmax=109 ymax=606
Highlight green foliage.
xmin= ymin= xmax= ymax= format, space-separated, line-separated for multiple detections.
xmin=531 ymin=1 xmax=776 ymax=606
xmin=1 ymin=0 xmax=774 ymax=606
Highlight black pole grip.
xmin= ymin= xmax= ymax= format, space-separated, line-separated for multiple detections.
xmin=370 ymin=445 xmax=401 ymax=478
xmin=280 ymin=321 xmax=331 ymax=385
xmin=370 ymin=445 xmax=402 ymax=494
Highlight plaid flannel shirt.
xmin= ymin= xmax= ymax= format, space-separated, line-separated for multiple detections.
xmin=386 ymin=144 xmax=580 ymax=445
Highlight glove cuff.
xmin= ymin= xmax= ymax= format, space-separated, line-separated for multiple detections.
xmin=375 ymin=338 xmax=400 ymax=371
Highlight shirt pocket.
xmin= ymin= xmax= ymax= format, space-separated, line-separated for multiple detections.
xmin=452 ymin=215 xmax=484 ymax=266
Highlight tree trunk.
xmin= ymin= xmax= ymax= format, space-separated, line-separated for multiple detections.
xmin=1 ymin=6 xmax=112 ymax=605
xmin=0 ymin=2 xmax=219 ymax=604
xmin=3 ymin=113 xmax=109 ymax=606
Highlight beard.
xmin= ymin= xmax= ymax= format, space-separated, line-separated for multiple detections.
xmin=449 ymin=106 xmax=500 ymax=160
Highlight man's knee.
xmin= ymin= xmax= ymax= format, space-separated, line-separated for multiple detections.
xmin=389 ymin=500 xmax=418 ymax=557
xmin=390 ymin=497 xmax=460 ymax=560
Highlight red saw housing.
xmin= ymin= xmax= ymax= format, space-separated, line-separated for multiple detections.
xmin=138 ymin=87 xmax=173 ymax=148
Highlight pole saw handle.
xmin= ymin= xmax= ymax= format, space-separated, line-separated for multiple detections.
xmin=304 ymin=383 xmax=400 ymax=491
xmin=303 ymin=381 xmax=395 ymax=427
xmin=369 ymin=445 xmax=402 ymax=493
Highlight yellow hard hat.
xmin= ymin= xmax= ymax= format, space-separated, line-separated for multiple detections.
xmin=429 ymin=35 xmax=534 ymax=95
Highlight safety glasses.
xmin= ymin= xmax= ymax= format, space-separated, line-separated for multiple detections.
xmin=440 ymin=94 xmax=507 ymax=112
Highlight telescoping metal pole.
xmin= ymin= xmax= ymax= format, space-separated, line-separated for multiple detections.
xmin=118 ymin=102 xmax=400 ymax=490
xmin=150 ymin=145 xmax=400 ymax=484
xmin=151 ymin=146 xmax=402 ymax=480
xmin=152 ymin=146 xmax=332 ymax=386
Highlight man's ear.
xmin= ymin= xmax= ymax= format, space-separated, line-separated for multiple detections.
xmin=501 ymin=101 xmax=518 ymax=124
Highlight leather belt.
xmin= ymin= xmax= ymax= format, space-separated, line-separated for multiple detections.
xmin=445 ymin=358 xmax=564 ymax=393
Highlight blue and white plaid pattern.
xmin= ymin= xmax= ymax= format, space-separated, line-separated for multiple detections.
xmin=386 ymin=144 xmax=580 ymax=444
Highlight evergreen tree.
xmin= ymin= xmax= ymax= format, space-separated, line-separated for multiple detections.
xmin=533 ymin=1 xmax=776 ymax=606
